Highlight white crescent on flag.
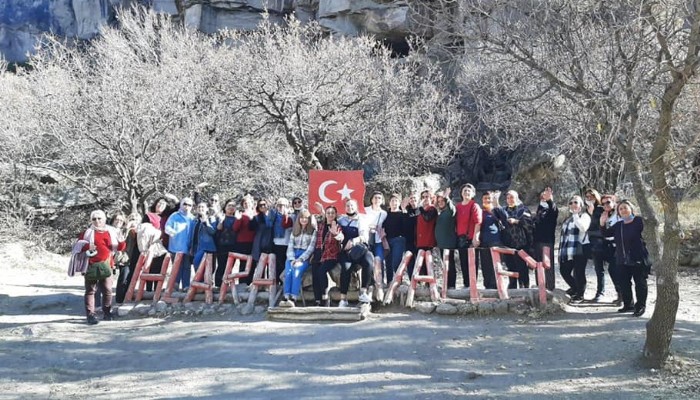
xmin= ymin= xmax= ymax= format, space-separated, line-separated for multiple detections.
xmin=318 ymin=180 xmax=337 ymax=203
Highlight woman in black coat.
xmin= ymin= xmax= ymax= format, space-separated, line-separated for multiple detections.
xmin=600 ymin=200 xmax=649 ymax=317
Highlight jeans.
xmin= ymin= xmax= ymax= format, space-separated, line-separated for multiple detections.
xmin=284 ymin=249 xmax=310 ymax=298
xmin=387 ymin=237 xmax=406 ymax=283
xmin=173 ymin=252 xmax=193 ymax=290
xmin=85 ymin=276 xmax=113 ymax=316
xmin=115 ymin=265 xmax=135 ymax=304
xmin=591 ymin=250 xmax=606 ymax=295
xmin=312 ymin=259 xmax=338 ymax=302
xmin=533 ymin=242 xmax=555 ymax=290
xmin=560 ymin=254 xmax=587 ymax=297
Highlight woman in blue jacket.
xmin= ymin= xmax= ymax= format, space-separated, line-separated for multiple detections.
xmin=191 ymin=202 xmax=218 ymax=274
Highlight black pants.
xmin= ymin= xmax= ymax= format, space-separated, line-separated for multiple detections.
xmin=273 ymin=244 xmax=288 ymax=284
xmin=620 ymin=263 xmax=648 ymax=308
xmin=339 ymin=251 xmax=373 ymax=294
xmin=533 ymin=242 xmax=555 ymax=290
xmin=312 ymin=259 xmax=338 ymax=302
xmin=115 ymin=264 xmax=135 ymax=303
xmin=234 ymin=242 xmax=254 ymax=285
xmin=478 ymin=246 xmax=498 ymax=289
xmin=595 ymin=241 xmax=621 ymax=296
xmin=146 ymin=254 xmax=166 ymax=291
xmin=405 ymin=242 xmax=418 ymax=278
xmin=560 ymin=254 xmax=587 ymax=297
xmin=440 ymin=248 xmax=457 ymax=289
xmin=458 ymin=239 xmax=477 ymax=287
xmin=506 ymin=252 xmax=529 ymax=289
xmin=214 ymin=250 xmax=233 ymax=288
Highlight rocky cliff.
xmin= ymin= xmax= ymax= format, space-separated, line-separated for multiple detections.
xmin=0 ymin=0 xmax=416 ymax=62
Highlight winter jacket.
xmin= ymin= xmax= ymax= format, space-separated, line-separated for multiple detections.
xmin=533 ymin=199 xmax=558 ymax=244
xmin=435 ymin=198 xmax=457 ymax=249
xmin=164 ymin=211 xmax=195 ymax=254
xmin=416 ymin=206 xmax=438 ymax=248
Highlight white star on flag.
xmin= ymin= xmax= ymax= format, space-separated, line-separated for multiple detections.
xmin=337 ymin=184 xmax=354 ymax=200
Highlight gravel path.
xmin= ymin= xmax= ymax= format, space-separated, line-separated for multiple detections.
xmin=1 ymin=242 xmax=698 ymax=399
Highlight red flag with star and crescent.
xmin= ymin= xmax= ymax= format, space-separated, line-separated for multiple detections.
xmin=309 ymin=170 xmax=365 ymax=213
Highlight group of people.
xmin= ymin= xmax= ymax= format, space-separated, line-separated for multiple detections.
xmin=76 ymin=184 xmax=651 ymax=325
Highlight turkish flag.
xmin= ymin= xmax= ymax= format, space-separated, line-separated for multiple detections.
xmin=309 ymin=170 xmax=366 ymax=213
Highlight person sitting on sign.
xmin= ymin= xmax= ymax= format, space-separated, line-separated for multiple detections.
xmin=364 ymin=191 xmax=388 ymax=285
xmin=279 ymin=210 xmax=317 ymax=307
xmin=311 ymin=204 xmax=344 ymax=306
xmin=337 ymin=199 xmax=374 ymax=307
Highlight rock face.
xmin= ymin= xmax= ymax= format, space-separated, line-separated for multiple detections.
xmin=0 ymin=0 xmax=127 ymax=62
xmin=1 ymin=0 xmax=415 ymax=62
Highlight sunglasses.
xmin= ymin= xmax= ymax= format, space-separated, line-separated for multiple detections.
xmin=602 ymin=201 xmax=612 ymax=206
xmin=259 ymin=204 xmax=268 ymax=207
xmin=183 ymin=203 xmax=193 ymax=207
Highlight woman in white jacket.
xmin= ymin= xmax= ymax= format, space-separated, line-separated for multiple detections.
xmin=559 ymin=195 xmax=591 ymax=303
xmin=280 ymin=210 xmax=317 ymax=307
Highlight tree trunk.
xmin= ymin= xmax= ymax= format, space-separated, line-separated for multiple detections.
xmin=642 ymin=76 xmax=685 ymax=368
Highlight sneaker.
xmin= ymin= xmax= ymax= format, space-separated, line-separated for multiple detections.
xmin=103 ymin=312 xmax=113 ymax=321
xmin=358 ymin=293 xmax=372 ymax=303
xmin=570 ymin=296 xmax=584 ymax=304
xmin=591 ymin=293 xmax=603 ymax=303
xmin=87 ymin=315 xmax=99 ymax=325
xmin=338 ymin=299 xmax=349 ymax=308
xmin=279 ymin=299 xmax=291 ymax=308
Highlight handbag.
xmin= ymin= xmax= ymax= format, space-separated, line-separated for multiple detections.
xmin=84 ymin=261 xmax=112 ymax=282
xmin=348 ymin=243 xmax=369 ymax=262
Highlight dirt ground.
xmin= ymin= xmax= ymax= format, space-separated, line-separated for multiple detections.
xmin=1 ymin=241 xmax=699 ymax=399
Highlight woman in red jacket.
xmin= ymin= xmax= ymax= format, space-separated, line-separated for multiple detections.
xmin=78 ymin=210 xmax=126 ymax=325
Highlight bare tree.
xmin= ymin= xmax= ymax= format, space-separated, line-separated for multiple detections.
xmin=412 ymin=0 xmax=700 ymax=367
xmin=210 ymin=17 xmax=464 ymax=175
